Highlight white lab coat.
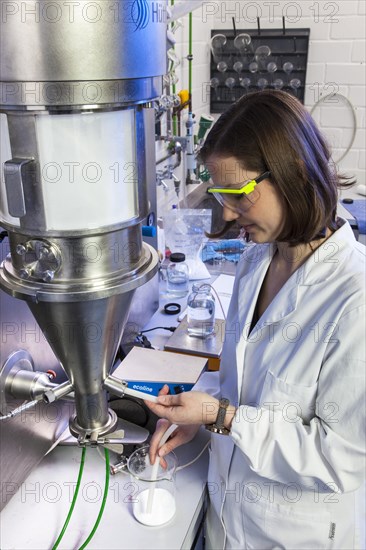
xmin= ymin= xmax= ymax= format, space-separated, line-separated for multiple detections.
xmin=195 ymin=219 xmax=366 ymax=549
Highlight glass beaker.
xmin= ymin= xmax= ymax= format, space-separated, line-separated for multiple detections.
xmin=127 ymin=445 xmax=178 ymax=526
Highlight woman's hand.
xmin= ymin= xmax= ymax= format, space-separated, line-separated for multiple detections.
xmin=149 ymin=418 xmax=200 ymax=463
xmin=145 ymin=387 xmax=220 ymax=426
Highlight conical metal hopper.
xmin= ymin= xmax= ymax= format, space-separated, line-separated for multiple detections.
xmin=28 ymin=292 xmax=134 ymax=433
xmin=0 ymin=234 xmax=159 ymax=436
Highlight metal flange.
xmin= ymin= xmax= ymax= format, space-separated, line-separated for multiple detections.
xmin=0 ymin=349 xmax=34 ymax=413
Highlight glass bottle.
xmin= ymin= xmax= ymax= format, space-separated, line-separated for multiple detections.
xmin=187 ymin=283 xmax=215 ymax=338
xmin=166 ymin=252 xmax=189 ymax=297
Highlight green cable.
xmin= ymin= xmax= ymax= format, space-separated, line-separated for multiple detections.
xmin=52 ymin=446 xmax=87 ymax=550
xmin=78 ymin=448 xmax=110 ymax=550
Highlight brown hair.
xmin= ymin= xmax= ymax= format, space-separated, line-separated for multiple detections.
xmin=199 ymin=90 xmax=355 ymax=244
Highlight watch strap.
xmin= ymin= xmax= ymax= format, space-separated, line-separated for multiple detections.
xmin=205 ymin=398 xmax=230 ymax=435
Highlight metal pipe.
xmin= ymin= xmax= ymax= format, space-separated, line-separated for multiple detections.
xmin=44 ymin=381 xmax=74 ymax=403
xmin=104 ymin=375 xmax=158 ymax=403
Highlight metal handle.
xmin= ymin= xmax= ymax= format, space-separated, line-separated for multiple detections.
xmin=4 ymin=158 xmax=34 ymax=217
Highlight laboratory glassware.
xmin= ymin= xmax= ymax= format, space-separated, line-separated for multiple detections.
xmin=166 ymin=253 xmax=189 ymax=297
xmin=128 ymin=445 xmax=177 ymax=526
xmin=267 ymin=61 xmax=278 ymax=85
xmin=273 ymin=78 xmax=284 ymax=90
xmin=240 ymin=77 xmax=252 ymax=92
xmin=217 ymin=61 xmax=228 ymax=73
xmin=283 ymin=61 xmax=294 ymax=84
xmin=234 ymin=33 xmax=254 ymax=64
xmin=210 ymin=34 xmax=227 ymax=63
xmin=255 ymin=45 xmax=271 ymax=71
xmin=249 ymin=61 xmax=259 ymax=74
xmin=257 ymin=77 xmax=268 ymax=91
xmin=225 ymin=77 xmax=236 ymax=102
xmin=289 ymin=78 xmax=302 ymax=96
xmin=187 ymin=283 xmax=216 ymax=338
xmin=233 ymin=61 xmax=244 ymax=75
xmin=210 ymin=77 xmax=221 ymax=100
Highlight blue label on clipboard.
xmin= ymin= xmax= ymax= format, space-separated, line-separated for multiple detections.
xmin=127 ymin=381 xmax=193 ymax=396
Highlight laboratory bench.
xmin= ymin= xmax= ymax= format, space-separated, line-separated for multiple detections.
xmin=0 ymin=427 xmax=211 ymax=550
xmin=133 ymin=262 xmax=236 ymax=368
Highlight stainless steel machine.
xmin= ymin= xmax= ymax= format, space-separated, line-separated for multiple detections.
xmin=0 ymin=0 xmax=167 ymax=509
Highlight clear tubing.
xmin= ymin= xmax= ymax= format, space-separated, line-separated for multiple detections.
xmin=147 ymin=423 xmax=178 ymax=513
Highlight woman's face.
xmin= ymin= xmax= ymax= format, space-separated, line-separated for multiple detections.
xmin=207 ymin=156 xmax=286 ymax=244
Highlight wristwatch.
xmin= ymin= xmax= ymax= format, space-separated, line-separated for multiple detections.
xmin=205 ymin=398 xmax=230 ymax=435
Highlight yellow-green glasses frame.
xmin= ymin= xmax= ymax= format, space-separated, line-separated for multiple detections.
xmin=207 ymin=170 xmax=271 ymax=212
xmin=207 ymin=171 xmax=271 ymax=196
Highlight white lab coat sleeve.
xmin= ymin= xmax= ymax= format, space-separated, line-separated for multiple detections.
xmin=192 ymin=371 xmax=220 ymax=399
xmin=230 ymin=304 xmax=366 ymax=494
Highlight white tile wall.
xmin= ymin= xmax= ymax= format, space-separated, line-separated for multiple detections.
xmin=158 ymin=0 xmax=365 ymax=217
xmin=359 ymin=0 xmax=366 ymax=16
xmin=352 ymin=40 xmax=366 ymax=63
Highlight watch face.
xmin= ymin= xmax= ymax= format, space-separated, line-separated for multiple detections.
xmin=205 ymin=424 xmax=230 ymax=435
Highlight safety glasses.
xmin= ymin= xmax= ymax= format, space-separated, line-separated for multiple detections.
xmin=207 ymin=171 xmax=271 ymax=212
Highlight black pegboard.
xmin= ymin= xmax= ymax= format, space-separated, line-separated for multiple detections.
xmin=210 ymin=28 xmax=310 ymax=113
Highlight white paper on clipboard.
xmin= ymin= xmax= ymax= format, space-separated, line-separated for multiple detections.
xmin=211 ymin=274 xmax=235 ymax=320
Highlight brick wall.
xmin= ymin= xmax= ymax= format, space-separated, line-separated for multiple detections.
xmin=157 ymin=0 xmax=364 ymax=218
xmin=171 ymin=0 xmax=365 ymax=182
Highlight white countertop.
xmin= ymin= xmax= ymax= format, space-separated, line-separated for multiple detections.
xmin=0 ymin=428 xmax=210 ymax=550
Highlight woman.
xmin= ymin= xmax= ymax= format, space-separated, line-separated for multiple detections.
xmin=146 ymin=91 xmax=365 ymax=549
